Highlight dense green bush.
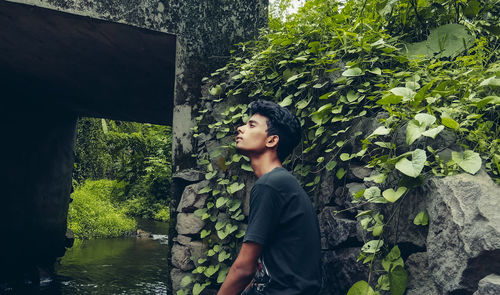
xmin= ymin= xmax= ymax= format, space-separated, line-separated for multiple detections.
xmin=73 ymin=118 xmax=172 ymax=221
xmin=67 ymin=179 xmax=136 ymax=239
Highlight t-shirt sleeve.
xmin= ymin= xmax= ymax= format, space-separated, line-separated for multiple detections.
xmin=243 ymin=184 xmax=281 ymax=246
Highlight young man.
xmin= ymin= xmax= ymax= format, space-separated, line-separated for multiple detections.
xmin=218 ymin=100 xmax=322 ymax=295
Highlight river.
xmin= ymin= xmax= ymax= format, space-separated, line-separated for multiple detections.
xmin=41 ymin=219 xmax=170 ymax=295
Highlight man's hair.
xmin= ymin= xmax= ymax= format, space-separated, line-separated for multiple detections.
xmin=248 ymin=99 xmax=301 ymax=162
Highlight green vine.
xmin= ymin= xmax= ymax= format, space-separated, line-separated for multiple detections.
xmin=179 ymin=0 xmax=499 ymax=294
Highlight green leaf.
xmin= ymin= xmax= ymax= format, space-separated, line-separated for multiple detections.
xmin=370 ymin=126 xmax=390 ymax=136
xmin=347 ymin=281 xmax=376 ymax=295
xmin=326 ymin=160 xmax=337 ymax=171
xmin=395 ymin=149 xmax=426 ymax=178
xmin=479 ymin=76 xmax=500 ymax=87
xmin=198 ymin=187 xmax=212 ymax=194
xmin=193 ymin=282 xmax=208 ymax=295
xmin=390 ymin=87 xmax=415 ymax=101
xmin=336 ymin=168 xmax=346 ymax=179
xmin=217 ymin=266 xmax=229 ymax=283
xmin=218 ymin=251 xmax=231 ymax=262
xmin=241 ymin=163 xmax=253 ymax=172
xmin=216 ymin=197 xmax=228 ymax=208
xmin=347 ymin=90 xmax=359 ymax=102
xmin=377 ymin=93 xmax=402 ymax=105
xmin=414 ymin=113 xmax=436 ymax=127
xmin=406 ymin=120 xmax=425 ymax=145
xmin=422 ymin=125 xmax=444 ymax=139
xmin=364 ymin=173 xmax=387 ymax=184
xmin=372 ymin=224 xmax=384 ymax=236
xmin=278 ymin=95 xmax=293 ymax=107
xmin=364 ymin=186 xmax=381 ymax=200
xmin=441 ymin=117 xmax=459 ymax=130
xmin=362 ymin=240 xmax=384 ymax=254
xmin=227 ymin=182 xmax=245 ymax=194
xmin=452 ymin=150 xmax=482 ymax=174
xmin=342 ymin=67 xmax=363 ymax=77
xmin=205 ymin=171 xmax=217 ymax=180
xmin=368 ymin=68 xmax=381 ymax=75
xmin=389 ymin=266 xmax=408 ymax=295
xmin=413 ymin=211 xmax=429 ymax=226
xmin=382 ymin=187 xmax=407 ymax=203
xmin=209 ymin=85 xmax=223 ymax=96
xmin=356 ymin=210 xmax=373 ymax=218
xmin=180 ymin=275 xmax=192 ymax=288
xmin=340 ymin=153 xmax=353 ymax=161
xmin=200 ymin=229 xmax=211 ymax=238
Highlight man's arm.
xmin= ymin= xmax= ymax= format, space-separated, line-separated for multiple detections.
xmin=217 ymin=242 xmax=262 ymax=295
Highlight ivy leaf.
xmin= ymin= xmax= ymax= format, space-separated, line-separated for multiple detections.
xmin=216 ymin=197 xmax=228 ymax=208
xmin=340 ymin=153 xmax=353 ymax=161
xmin=406 ymin=120 xmax=426 ymax=145
xmin=227 ymin=182 xmax=245 ymax=194
xmin=364 ymin=173 xmax=387 ymax=184
xmin=192 ymin=282 xmax=209 ymax=295
xmin=278 ymin=95 xmax=293 ymax=107
xmin=389 ymin=266 xmax=408 ymax=295
xmin=198 ymin=187 xmax=212 ymax=194
xmin=414 ymin=113 xmax=436 ymax=127
xmin=422 ymin=125 xmax=444 ymax=139
xmin=241 ymin=163 xmax=253 ymax=172
xmin=382 ymin=187 xmax=407 ymax=203
xmin=390 ymin=87 xmax=415 ymax=101
xmin=395 ymin=149 xmax=426 ymax=178
xmin=217 ymin=266 xmax=229 ymax=283
xmin=362 ymin=240 xmax=384 ymax=254
xmin=336 ymin=168 xmax=346 ymax=179
xmin=342 ymin=67 xmax=363 ymax=77
xmin=452 ymin=150 xmax=482 ymax=174
xmin=364 ymin=186 xmax=381 ymax=200
xmin=180 ymin=275 xmax=192 ymax=288
xmin=209 ymin=85 xmax=223 ymax=96
xmin=413 ymin=211 xmax=429 ymax=226
xmin=377 ymin=93 xmax=402 ymax=105
xmin=372 ymin=224 xmax=384 ymax=237
xmin=441 ymin=117 xmax=459 ymax=130
xmin=370 ymin=126 xmax=391 ymax=137
xmin=479 ymin=76 xmax=500 ymax=87
xmin=203 ymin=264 xmax=220 ymax=278
xmin=218 ymin=251 xmax=231 ymax=262
xmin=347 ymin=280 xmax=376 ymax=295
xmin=200 ymin=229 xmax=211 ymax=239
xmin=368 ymin=68 xmax=381 ymax=75
xmin=205 ymin=171 xmax=217 ymax=180
xmin=326 ymin=160 xmax=337 ymax=171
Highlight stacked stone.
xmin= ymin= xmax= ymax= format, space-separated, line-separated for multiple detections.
xmin=170 ymin=170 xmax=210 ymax=293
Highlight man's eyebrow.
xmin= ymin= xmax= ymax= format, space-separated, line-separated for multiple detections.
xmin=248 ymin=119 xmax=259 ymax=125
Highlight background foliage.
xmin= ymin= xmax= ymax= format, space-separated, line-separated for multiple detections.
xmin=182 ymin=0 xmax=499 ymax=294
xmin=69 ymin=118 xmax=172 ymax=239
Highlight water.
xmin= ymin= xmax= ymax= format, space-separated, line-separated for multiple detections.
xmin=42 ymin=219 xmax=171 ymax=295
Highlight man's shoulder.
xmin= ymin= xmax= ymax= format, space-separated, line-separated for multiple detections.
xmin=255 ymin=167 xmax=300 ymax=191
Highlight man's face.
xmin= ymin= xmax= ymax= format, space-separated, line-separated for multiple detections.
xmin=236 ymin=114 xmax=272 ymax=154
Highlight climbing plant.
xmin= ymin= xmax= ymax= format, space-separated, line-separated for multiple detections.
xmin=180 ymin=0 xmax=499 ymax=294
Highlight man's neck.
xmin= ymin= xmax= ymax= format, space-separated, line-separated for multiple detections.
xmin=249 ymin=151 xmax=282 ymax=178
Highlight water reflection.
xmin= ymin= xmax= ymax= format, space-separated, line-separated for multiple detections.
xmin=42 ymin=219 xmax=170 ymax=295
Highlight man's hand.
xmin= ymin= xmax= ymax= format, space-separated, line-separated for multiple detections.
xmin=217 ymin=242 xmax=262 ymax=295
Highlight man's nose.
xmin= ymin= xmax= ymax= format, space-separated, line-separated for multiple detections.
xmin=237 ymin=125 xmax=244 ymax=134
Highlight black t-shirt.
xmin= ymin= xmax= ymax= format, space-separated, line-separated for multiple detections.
xmin=243 ymin=167 xmax=322 ymax=295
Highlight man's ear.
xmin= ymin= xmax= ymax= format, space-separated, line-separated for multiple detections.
xmin=266 ymin=135 xmax=279 ymax=148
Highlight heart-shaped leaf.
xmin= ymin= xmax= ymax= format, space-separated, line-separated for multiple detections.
xmin=422 ymin=125 xmax=444 ymax=139
xmin=382 ymin=187 xmax=407 ymax=202
xmin=347 ymin=280 xmax=376 ymax=295
xmin=342 ymin=67 xmax=363 ymax=77
xmin=362 ymin=240 xmax=384 ymax=254
xmin=415 ymin=113 xmax=436 ymax=127
xmin=395 ymin=149 xmax=426 ymax=177
xmin=413 ymin=211 xmax=429 ymax=226
xmin=406 ymin=120 xmax=426 ymax=145
xmin=452 ymin=150 xmax=482 ymax=174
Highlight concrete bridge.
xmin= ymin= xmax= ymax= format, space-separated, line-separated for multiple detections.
xmin=0 ymin=0 xmax=267 ymax=287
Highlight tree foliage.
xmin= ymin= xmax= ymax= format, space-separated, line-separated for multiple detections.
xmin=184 ymin=0 xmax=499 ymax=293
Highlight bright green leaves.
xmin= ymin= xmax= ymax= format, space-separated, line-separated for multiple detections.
xmin=347 ymin=281 xmax=376 ymax=295
xmin=362 ymin=240 xmax=384 ymax=254
xmin=479 ymin=76 xmax=500 ymax=87
xmin=441 ymin=116 xmax=459 ymax=130
xmin=413 ymin=211 xmax=429 ymax=226
xmin=406 ymin=113 xmax=444 ymax=145
xmin=395 ymin=149 xmax=427 ymax=177
xmin=382 ymin=187 xmax=407 ymax=203
xmin=342 ymin=67 xmax=363 ymax=77
xmin=381 ymin=246 xmax=408 ymax=295
xmin=217 ymin=223 xmax=238 ymax=240
xmin=452 ymin=150 xmax=482 ymax=174
xmin=227 ymin=182 xmax=245 ymax=194
xmin=209 ymin=85 xmax=223 ymax=96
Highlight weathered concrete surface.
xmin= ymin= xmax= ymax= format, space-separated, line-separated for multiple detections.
xmin=0 ymin=111 xmax=77 ymax=282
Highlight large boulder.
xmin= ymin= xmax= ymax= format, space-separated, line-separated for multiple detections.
xmin=171 ymin=243 xmax=194 ymax=271
xmin=426 ymin=170 xmax=500 ymax=294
